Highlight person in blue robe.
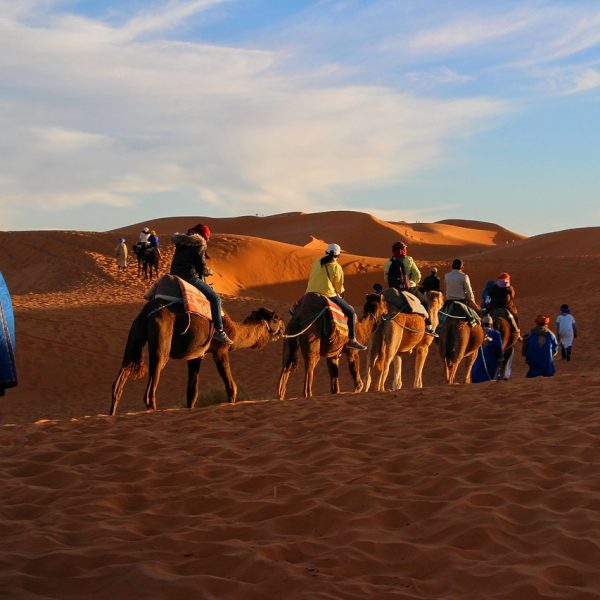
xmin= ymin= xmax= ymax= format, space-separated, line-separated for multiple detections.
xmin=472 ymin=314 xmax=504 ymax=383
xmin=0 ymin=271 xmax=18 ymax=396
xmin=523 ymin=315 xmax=558 ymax=378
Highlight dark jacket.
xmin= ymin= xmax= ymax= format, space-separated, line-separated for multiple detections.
xmin=420 ymin=273 xmax=441 ymax=293
xmin=488 ymin=284 xmax=517 ymax=314
xmin=169 ymin=233 xmax=208 ymax=282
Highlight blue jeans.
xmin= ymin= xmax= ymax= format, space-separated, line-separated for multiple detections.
xmin=189 ymin=277 xmax=224 ymax=331
xmin=329 ymin=295 xmax=357 ymax=339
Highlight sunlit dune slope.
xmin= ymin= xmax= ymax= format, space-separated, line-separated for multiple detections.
xmin=113 ymin=211 xmax=526 ymax=260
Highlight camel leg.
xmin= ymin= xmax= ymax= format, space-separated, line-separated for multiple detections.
xmin=463 ymin=351 xmax=478 ymax=384
xmin=346 ymin=350 xmax=363 ymax=393
xmin=304 ymin=352 xmax=319 ymax=398
xmin=144 ymin=331 xmax=171 ymax=410
xmin=278 ymin=338 xmax=299 ymax=400
xmin=392 ymin=355 xmax=403 ymax=390
xmin=327 ymin=356 xmax=341 ymax=394
xmin=413 ymin=345 xmax=430 ymax=388
xmin=212 ymin=349 xmax=237 ymax=403
xmin=186 ymin=357 xmax=203 ymax=408
xmin=445 ymin=359 xmax=459 ymax=385
xmin=143 ymin=356 xmax=165 ymax=411
xmin=110 ymin=368 xmax=129 ymax=416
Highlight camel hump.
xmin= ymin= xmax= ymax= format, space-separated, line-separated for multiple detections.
xmin=447 ymin=300 xmax=480 ymax=325
xmin=298 ymin=292 xmax=329 ymax=313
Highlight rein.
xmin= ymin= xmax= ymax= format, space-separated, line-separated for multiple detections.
xmin=439 ymin=310 xmax=467 ymax=319
xmin=282 ymin=307 xmax=327 ymax=339
xmin=382 ymin=311 xmax=426 ymax=334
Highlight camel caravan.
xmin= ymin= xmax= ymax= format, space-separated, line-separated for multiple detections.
xmin=111 ymin=232 xmax=522 ymax=415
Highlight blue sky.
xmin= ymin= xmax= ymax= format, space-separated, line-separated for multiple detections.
xmin=1 ymin=0 xmax=599 ymax=235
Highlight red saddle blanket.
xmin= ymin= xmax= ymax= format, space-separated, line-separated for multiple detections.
xmin=293 ymin=293 xmax=348 ymax=338
xmin=144 ymin=275 xmax=212 ymax=320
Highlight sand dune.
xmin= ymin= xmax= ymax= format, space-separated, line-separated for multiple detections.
xmin=113 ymin=210 xmax=525 ymax=260
xmin=1 ymin=211 xmax=599 ymax=599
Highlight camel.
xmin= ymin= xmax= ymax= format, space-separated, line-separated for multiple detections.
xmin=490 ymin=311 xmax=520 ymax=380
xmin=277 ymin=293 xmax=385 ymax=400
xmin=439 ymin=302 xmax=484 ymax=384
xmin=110 ymin=301 xmax=284 ymax=415
xmin=133 ymin=244 xmax=160 ymax=280
xmin=364 ymin=290 xmax=444 ymax=392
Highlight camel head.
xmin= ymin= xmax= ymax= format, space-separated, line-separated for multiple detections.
xmin=245 ymin=307 xmax=285 ymax=341
xmin=363 ymin=293 xmax=387 ymax=321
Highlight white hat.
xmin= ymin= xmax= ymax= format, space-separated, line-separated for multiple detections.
xmin=326 ymin=243 xmax=341 ymax=256
xmin=143 ymin=227 xmax=150 ymax=233
xmin=483 ymin=314 xmax=493 ymax=326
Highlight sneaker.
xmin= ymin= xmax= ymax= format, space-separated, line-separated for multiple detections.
xmin=426 ymin=326 xmax=439 ymax=338
xmin=347 ymin=339 xmax=367 ymax=351
xmin=213 ymin=330 xmax=234 ymax=345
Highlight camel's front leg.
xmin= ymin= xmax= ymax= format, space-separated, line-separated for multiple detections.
xmin=186 ymin=357 xmax=203 ymax=408
xmin=212 ymin=349 xmax=237 ymax=403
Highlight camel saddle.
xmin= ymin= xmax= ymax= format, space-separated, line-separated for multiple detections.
xmin=490 ymin=307 xmax=519 ymax=332
xmin=441 ymin=300 xmax=481 ymax=327
xmin=294 ymin=293 xmax=349 ymax=339
xmin=144 ymin=275 xmax=213 ymax=320
xmin=382 ymin=288 xmax=429 ymax=319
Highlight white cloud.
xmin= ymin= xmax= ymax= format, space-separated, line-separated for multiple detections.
xmin=0 ymin=1 xmax=512 ymax=229
xmin=407 ymin=10 xmax=539 ymax=55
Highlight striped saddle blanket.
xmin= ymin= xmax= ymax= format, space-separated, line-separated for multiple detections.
xmin=144 ymin=275 xmax=212 ymax=320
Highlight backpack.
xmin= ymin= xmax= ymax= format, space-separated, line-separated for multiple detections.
xmin=387 ymin=258 xmax=408 ymax=291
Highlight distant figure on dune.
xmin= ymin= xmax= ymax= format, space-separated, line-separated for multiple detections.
xmin=556 ymin=304 xmax=577 ymax=361
xmin=472 ymin=314 xmax=503 ymax=383
xmin=419 ymin=267 xmax=441 ymax=293
xmin=0 ymin=272 xmax=17 ymax=396
xmin=170 ymin=223 xmax=233 ymax=345
xmin=384 ymin=241 xmax=436 ymax=336
xmin=523 ymin=315 xmax=558 ymax=378
xmin=305 ymin=243 xmax=366 ymax=351
xmin=115 ymin=237 xmax=128 ymax=271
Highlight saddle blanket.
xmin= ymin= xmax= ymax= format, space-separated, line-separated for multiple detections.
xmin=382 ymin=288 xmax=429 ymax=319
xmin=325 ymin=298 xmax=349 ymax=335
xmin=144 ymin=275 xmax=212 ymax=320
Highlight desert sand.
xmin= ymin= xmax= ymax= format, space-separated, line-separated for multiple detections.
xmin=1 ymin=212 xmax=599 ymax=599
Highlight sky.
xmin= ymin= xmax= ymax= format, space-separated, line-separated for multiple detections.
xmin=1 ymin=0 xmax=599 ymax=235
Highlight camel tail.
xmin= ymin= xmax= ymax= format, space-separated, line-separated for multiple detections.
xmin=282 ymin=336 xmax=299 ymax=371
xmin=444 ymin=323 xmax=459 ymax=362
xmin=120 ymin=304 xmax=151 ymax=379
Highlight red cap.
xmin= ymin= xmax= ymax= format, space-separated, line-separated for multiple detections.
xmin=189 ymin=224 xmax=211 ymax=241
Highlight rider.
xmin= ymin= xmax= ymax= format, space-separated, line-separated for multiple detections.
xmin=384 ymin=241 xmax=436 ymax=335
xmin=138 ymin=226 xmax=151 ymax=249
xmin=305 ymin=243 xmax=367 ymax=351
xmin=486 ymin=272 xmax=520 ymax=339
xmin=169 ymin=224 xmax=233 ymax=345
xmin=444 ymin=258 xmax=481 ymax=314
xmin=147 ymin=230 xmax=161 ymax=256
xmin=419 ymin=267 xmax=441 ymax=293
